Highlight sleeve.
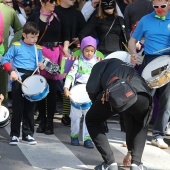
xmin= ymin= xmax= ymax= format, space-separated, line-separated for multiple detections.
xmin=77 ymin=11 xmax=87 ymax=35
xmin=64 ymin=59 xmax=79 ymax=89
xmin=9 ymin=10 xmax=23 ymax=46
xmin=1 ymin=45 xmax=15 ymax=73
xmin=124 ymin=5 xmax=131 ymax=37
xmin=79 ymin=15 xmax=97 ymax=41
xmin=86 ymin=60 xmax=108 ymax=102
xmin=131 ymin=18 xmax=144 ymax=41
xmin=81 ymin=1 xmax=95 ymax=22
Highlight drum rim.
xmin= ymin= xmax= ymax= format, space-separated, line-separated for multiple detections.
xmin=21 ymin=75 xmax=47 ymax=96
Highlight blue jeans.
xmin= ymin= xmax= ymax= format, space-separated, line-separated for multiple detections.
xmin=153 ymin=82 xmax=170 ymax=138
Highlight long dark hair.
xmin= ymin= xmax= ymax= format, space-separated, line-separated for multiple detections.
xmin=13 ymin=0 xmax=22 ymax=14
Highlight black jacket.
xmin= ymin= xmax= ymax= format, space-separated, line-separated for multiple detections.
xmin=86 ymin=58 xmax=151 ymax=102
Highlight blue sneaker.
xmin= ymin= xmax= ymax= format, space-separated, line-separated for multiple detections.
xmin=84 ymin=139 xmax=94 ymax=148
xmin=71 ymin=137 xmax=79 ymax=146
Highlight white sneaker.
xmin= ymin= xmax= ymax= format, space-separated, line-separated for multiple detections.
xmin=9 ymin=136 xmax=19 ymax=145
xmin=151 ymin=138 xmax=168 ymax=149
xmin=22 ymin=135 xmax=37 ymax=145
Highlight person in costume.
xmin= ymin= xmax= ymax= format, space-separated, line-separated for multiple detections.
xmin=64 ymin=36 xmax=101 ymax=148
xmin=129 ymin=0 xmax=170 ymax=150
xmin=1 ymin=22 xmax=44 ymax=145
xmin=0 ymin=1 xmax=22 ymax=106
xmin=86 ymin=58 xmax=153 ymax=170
xmin=56 ymin=0 xmax=86 ymax=126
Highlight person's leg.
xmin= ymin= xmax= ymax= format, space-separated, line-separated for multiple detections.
xmin=123 ymin=93 xmax=150 ymax=166
xmin=10 ymin=80 xmax=24 ymax=138
xmin=22 ymin=98 xmax=35 ymax=139
xmin=46 ymin=79 xmax=58 ymax=134
xmin=152 ymin=83 xmax=170 ymax=148
xmin=86 ymin=100 xmax=116 ymax=165
xmin=70 ymin=106 xmax=82 ymax=141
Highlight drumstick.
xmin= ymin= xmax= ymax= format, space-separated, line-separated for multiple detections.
xmin=31 ymin=67 xmax=39 ymax=76
xmin=16 ymin=79 xmax=28 ymax=88
xmin=68 ymin=95 xmax=77 ymax=104
xmin=69 ymin=40 xmax=77 ymax=47
xmin=122 ymin=42 xmax=139 ymax=65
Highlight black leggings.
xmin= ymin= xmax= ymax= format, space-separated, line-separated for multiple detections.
xmin=86 ymin=93 xmax=150 ymax=165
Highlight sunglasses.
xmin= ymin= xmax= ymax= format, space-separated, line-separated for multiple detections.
xmin=48 ymin=0 xmax=56 ymax=3
xmin=153 ymin=3 xmax=168 ymax=9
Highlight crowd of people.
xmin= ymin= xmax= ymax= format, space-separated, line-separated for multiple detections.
xmin=0 ymin=0 xmax=170 ymax=169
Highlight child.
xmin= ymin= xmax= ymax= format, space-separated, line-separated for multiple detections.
xmin=64 ymin=36 xmax=102 ymax=148
xmin=1 ymin=22 xmax=44 ymax=145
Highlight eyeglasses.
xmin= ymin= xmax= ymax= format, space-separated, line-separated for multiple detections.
xmin=153 ymin=3 xmax=168 ymax=9
xmin=5 ymin=1 xmax=13 ymax=4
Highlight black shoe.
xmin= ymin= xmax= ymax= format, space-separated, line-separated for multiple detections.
xmin=94 ymin=162 xmax=118 ymax=170
xmin=61 ymin=115 xmax=71 ymax=126
xmin=130 ymin=163 xmax=147 ymax=170
xmin=45 ymin=121 xmax=54 ymax=135
xmin=36 ymin=119 xmax=46 ymax=133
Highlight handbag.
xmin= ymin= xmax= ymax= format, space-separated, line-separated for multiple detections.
xmin=101 ymin=76 xmax=137 ymax=112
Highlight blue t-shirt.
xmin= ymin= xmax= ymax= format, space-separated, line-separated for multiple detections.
xmin=132 ymin=11 xmax=170 ymax=55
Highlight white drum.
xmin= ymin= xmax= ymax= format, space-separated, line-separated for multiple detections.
xmin=69 ymin=84 xmax=91 ymax=110
xmin=0 ymin=106 xmax=10 ymax=128
xmin=105 ymin=51 xmax=131 ymax=63
xmin=142 ymin=55 xmax=170 ymax=89
xmin=22 ymin=75 xmax=49 ymax=102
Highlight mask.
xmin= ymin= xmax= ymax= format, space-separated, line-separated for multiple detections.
xmin=101 ymin=0 xmax=116 ymax=10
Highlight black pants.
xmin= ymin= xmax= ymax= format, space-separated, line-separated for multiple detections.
xmin=86 ymin=93 xmax=150 ymax=165
xmin=37 ymin=79 xmax=58 ymax=121
xmin=11 ymin=75 xmax=35 ymax=138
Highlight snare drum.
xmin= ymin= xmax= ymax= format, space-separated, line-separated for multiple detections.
xmin=42 ymin=57 xmax=60 ymax=75
xmin=0 ymin=106 xmax=10 ymax=128
xmin=22 ymin=75 xmax=49 ymax=102
xmin=142 ymin=55 xmax=170 ymax=89
xmin=105 ymin=51 xmax=131 ymax=63
xmin=69 ymin=84 xmax=92 ymax=110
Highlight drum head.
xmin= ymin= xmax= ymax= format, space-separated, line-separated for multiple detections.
xmin=70 ymin=84 xmax=91 ymax=104
xmin=105 ymin=51 xmax=131 ymax=63
xmin=22 ymin=75 xmax=47 ymax=96
xmin=142 ymin=55 xmax=170 ymax=88
xmin=0 ymin=106 xmax=10 ymax=128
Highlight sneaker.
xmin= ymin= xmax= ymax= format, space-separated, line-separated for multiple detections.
xmin=130 ymin=163 xmax=147 ymax=170
xmin=9 ymin=136 xmax=19 ymax=145
xmin=151 ymin=138 xmax=168 ymax=149
xmin=84 ymin=139 xmax=94 ymax=148
xmin=71 ymin=137 xmax=79 ymax=146
xmin=22 ymin=135 xmax=37 ymax=145
xmin=94 ymin=162 xmax=118 ymax=170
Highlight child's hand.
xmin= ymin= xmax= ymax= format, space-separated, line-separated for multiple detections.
xmin=38 ymin=62 xmax=45 ymax=70
xmin=0 ymin=94 xmax=4 ymax=101
xmin=10 ymin=71 xmax=18 ymax=81
xmin=64 ymin=88 xmax=71 ymax=98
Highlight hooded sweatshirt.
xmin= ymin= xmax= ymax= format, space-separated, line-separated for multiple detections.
xmin=64 ymin=36 xmax=99 ymax=89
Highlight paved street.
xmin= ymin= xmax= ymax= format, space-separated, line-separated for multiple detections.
xmin=0 ymin=114 xmax=170 ymax=170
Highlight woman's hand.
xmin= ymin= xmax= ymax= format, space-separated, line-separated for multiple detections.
xmin=131 ymin=53 xmax=139 ymax=65
xmin=38 ymin=62 xmax=45 ymax=70
xmin=123 ymin=152 xmax=132 ymax=166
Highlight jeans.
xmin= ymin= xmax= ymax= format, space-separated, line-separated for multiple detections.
xmin=153 ymin=82 xmax=170 ymax=138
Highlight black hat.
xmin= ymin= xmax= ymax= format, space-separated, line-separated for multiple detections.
xmin=19 ymin=0 xmax=32 ymax=7
xmin=101 ymin=0 xmax=116 ymax=10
